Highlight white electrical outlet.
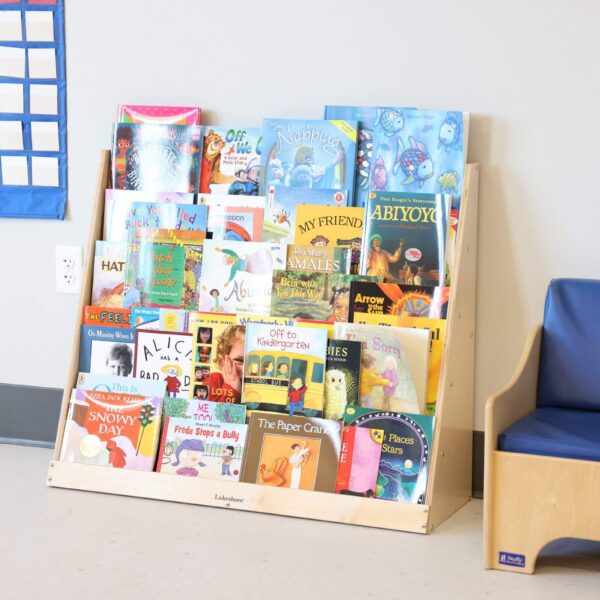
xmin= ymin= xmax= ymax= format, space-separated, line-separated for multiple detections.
xmin=56 ymin=245 xmax=83 ymax=294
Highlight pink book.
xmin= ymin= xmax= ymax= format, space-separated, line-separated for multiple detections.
xmin=117 ymin=105 xmax=201 ymax=125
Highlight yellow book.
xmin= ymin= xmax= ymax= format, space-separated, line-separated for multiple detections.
xmin=294 ymin=205 xmax=364 ymax=252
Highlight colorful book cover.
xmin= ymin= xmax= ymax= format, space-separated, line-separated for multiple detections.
xmin=241 ymin=412 xmax=342 ymax=492
xmin=286 ymin=245 xmax=352 ymax=274
xmin=263 ymin=186 xmax=348 ymax=245
xmin=189 ymin=317 xmax=246 ymax=405
xmin=79 ymin=325 xmax=135 ymax=376
xmin=271 ymin=271 xmax=380 ymax=323
xmin=60 ymin=389 xmax=163 ymax=471
xmin=104 ymin=201 xmax=207 ymax=244
xmin=335 ymin=426 xmax=384 ymax=497
xmin=131 ymin=307 xmax=188 ymax=332
xmin=133 ymin=330 xmax=194 ymax=397
xmin=157 ymin=418 xmax=247 ymax=480
xmin=361 ymin=192 xmax=450 ymax=285
xmin=198 ymin=240 xmax=285 ymax=316
xmin=111 ymin=123 xmax=202 ymax=192
xmin=323 ymin=339 xmax=362 ymax=420
xmin=242 ymin=323 xmax=328 ymax=416
xmin=200 ymin=127 xmax=261 ymax=195
xmin=76 ymin=372 xmax=166 ymax=398
xmin=162 ymin=397 xmax=246 ymax=422
xmin=197 ymin=194 xmax=266 ymax=209
xmin=105 ymin=189 xmax=195 ymax=207
xmin=349 ymin=281 xmax=450 ymax=320
xmin=334 ymin=322 xmax=421 ymax=414
xmin=207 ymin=205 xmax=264 ymax=242
xmin=82 ymin=306 xmax=131 ymax=328
xmin=324 ymin=106 xmax=467 ymax=206
xmin=117 ymin=105 xmax=201 ymax=125
xmin=344 ymin=405 xmax=434 ymax=503
xmin=259 ymin=118 xmax=358 ymax=197
xmin=92 ymin=241 xmax=126 ymax=308
xmin=351 ymin=314 xmax=446 ymax=415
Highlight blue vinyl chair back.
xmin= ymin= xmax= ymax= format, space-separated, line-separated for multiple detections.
xmin=537 ymin=278 xmax=600 ymax=411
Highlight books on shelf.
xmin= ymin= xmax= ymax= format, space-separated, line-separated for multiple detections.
xmin=117 ymin=104 xmax=201 ymax=125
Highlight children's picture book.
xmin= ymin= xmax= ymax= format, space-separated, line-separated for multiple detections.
xmin=133 ymin=330 xmax=194 ymax=397
xmin=349 ymin=281 xmax=450 ymax=320
xmin=111 ymin=123 xmax=202 ymax=193
xmin=91 ymin=241 xmax=126 ymax=308
xmin=344 ymin=405 xmax=434 ymax=504
xmin=361 ymin=192 xmax=450 ymax=285
xmin=259 ymin=118 xmax=358 ymax=197
xmin=105 ymin=189 xmax=195 ymax=206
xmin=76 ymin=372 xmax=166 ymax=398
xmin=200 ymin=127 xmax=262 ymax=195
xmin=262 ymin=186 xmax=348 ymax=245
xmin=335 ymin=426 xmax=384 ymax=497
xmin=242 ymin=323 xmax=328 ymax=416
xmin=207 ymin=205 xmax=264 ymax=242
xmin=60 ymin=389 xmax=163 ymax=471
xmin=323 ymin=339 xmax=362 ymax=420
xmin=131 ymin=307 xmax=188 ymax=332
xmin=104 ymin=201 xmax=207 ymax=243
xmin=157 ymin=418 xmax=247 ymax=480
xmin=334 ymin=322 xmax=422 ymax=414
xmin=351 ymin=314 xmax=446 ymax=415
xmin=197 ymin=194 xmax=266 ymax=209
xmin=79 ymin=325 xmax=136 ymax=377
xmin=117 ymin=105 xmax=201 ymax=125
xmin=162 ymin=397 xmax=246 ymax=422
xmin=286 ymin=245 xmax=352 ymax=274
xmin=445 ymin=207 xmax=459 ymax=286
xmin=241 ymin=412 xmax=342 ymax=492
xmin=198 ymin=240 xmax=285 ymax=316
xmin=82 ymin=306 xmax=131 ymax=328
xmin=324 ymin=106 xmax=468 ymax=206
xmin=270 ymin=271 xmax=380 ymax=323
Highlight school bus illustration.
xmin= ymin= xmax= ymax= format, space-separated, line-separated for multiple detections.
xmin=243 ymin=350 xmax=325 ymax=416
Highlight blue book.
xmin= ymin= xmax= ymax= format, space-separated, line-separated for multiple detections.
xmin=259 ymin=118 xmax=358 ymax=198
xmin=324 ymin=106 xmax=467 ymax=207
xmin=79 ymin=325 xmax=136 ymax=377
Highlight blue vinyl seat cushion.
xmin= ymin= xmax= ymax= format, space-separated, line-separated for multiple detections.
xmin=498 ymin=407 xmax=600 ymax=462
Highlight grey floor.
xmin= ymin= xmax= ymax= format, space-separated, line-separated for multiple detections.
xmin=1 ymin=444 xmax=599 ymax=599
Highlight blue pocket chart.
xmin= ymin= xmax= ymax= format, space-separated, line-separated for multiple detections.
xmin=0 ymin=0 xmax=67 ymax=219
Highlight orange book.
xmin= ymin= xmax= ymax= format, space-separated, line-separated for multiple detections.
xmin=82 ymin=306 xmax=131 ymax=328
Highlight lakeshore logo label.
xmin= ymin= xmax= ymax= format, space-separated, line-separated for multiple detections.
xmin=498 ymin=551 xmax=525 ymax=568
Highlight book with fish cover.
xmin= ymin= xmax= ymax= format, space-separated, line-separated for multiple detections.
xmin=361 ymin=192 xmax=450 ymax=285
xmin=92 ymin=241 xmax=126 ymax=309
xmin=351 ymin=313 xmax=446 ymax=415
xmin=242 ymin=322 xmax=328 ymax=416
xmin=240 ymin=412 xmax=342 ymax=492
xmin=271 ymin=271 xmax=380 ymax=323
xmin=324 ymin=106 xmax=468 ymax=206
xmin=344 ymin=405 xmax=434 ymax=503
xmin=323 ymin=339 xmax=362 ymax=420
xmin=200 ymin=126 xmax=262 ymax=195
xmin=263 ymin=186 xmax=348 ymax=246
xmin=198 ymin=240 xmax=286 ymax=316
xmin=333 ymin=322 xmax=425 ymax=414
xmin=259 ymin=118 xmax=358 ymax=197
xmin=82 ymin=306 xmax=131 ymax=328
xmin=76 ymin=372 xmax=166 ymax=398
xmin=335 ymin=425 xmax=384 ymax=497
xmin=111 ymin=122 xmax=202 ymax=192
xmin=349 ymin=281 xmax=450 ymax=320
xmin=207 ymin=205 xmax=264 ymax=242
xmin=156 ymin=417 xmax=247 ymax=480
xmin=79 ymin=325 xmax=135 ymax=377
xmin=131 ymin=307 xmax=189 ymax=332
xmin=286 ymin=245 xmax=352 ymax=274
xmin=117 ymin=105 xmax=201 ymax=125
xmin=59 ymin=389 xmax=163 ymax=471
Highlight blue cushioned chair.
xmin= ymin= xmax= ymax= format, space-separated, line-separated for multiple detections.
xmin=484 ymin=279 xmax=600 ymax=573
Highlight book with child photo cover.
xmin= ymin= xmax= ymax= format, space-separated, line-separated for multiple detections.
xmin=79 ymin=326 xmax=136 ymax=377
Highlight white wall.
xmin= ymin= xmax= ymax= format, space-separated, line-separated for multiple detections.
xmin=2 ymin=0 xmax=599 ymax=430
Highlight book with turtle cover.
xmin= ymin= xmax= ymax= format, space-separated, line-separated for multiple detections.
xmin=199 ymin=127 xmax=262 ymax=195
xmin=259 ymin=118 xmax=358 ymax=197
xmin=207 ymin=205 xmax=264 ymax=242
xmin=79 ymin=326 xmax=136 ymax=377
xmin=92 ymin=241 xmax=126 ymax=308
xmin=286 ymin=245 xmax=352 ymax=274
xmin=361 ymin=192 xmax=450 ymax=285
xmin=59 ymin=389 xmax=163 ymax=471
xmin=111 ymin=122 xmax=202 ymax=192
xmin=240 ymin=412 xmax=342 ymax=492
xmin=335 ymin=425 xmax=384 ymax=497
xmin=344 ymin=405 xmax=434 ymax=503
xmin=242 ymin=322 xmax=328 ymax=416
xmin=117 ymin=105 xmax=201 ymax=125
xmin=76 ymin=373 xmax=166 ymax=398
xmin=323 ymin=339 xmax=362 ymax=420
xmin=82 ymin=306 xmax=131 ymax=328
xmin=263 ymin=186 xmax=348 ymax=246
xmin=349 ymin=281 xmax=450 ymax=320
